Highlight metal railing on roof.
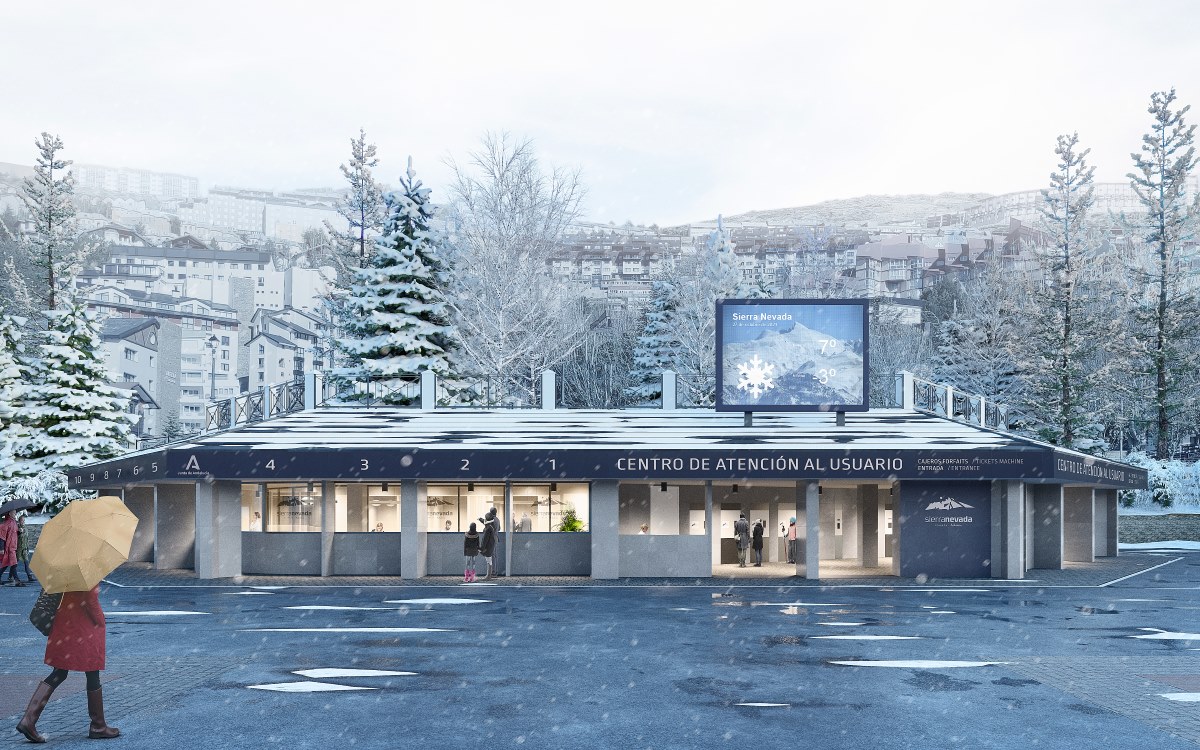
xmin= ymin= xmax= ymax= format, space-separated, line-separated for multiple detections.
xmin=901 ymin=372 xmax=1010 ymax=431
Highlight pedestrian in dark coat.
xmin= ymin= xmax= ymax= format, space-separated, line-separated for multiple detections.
xmin=0 ymin=511 xmax=19 ymax=585
xmin=464 ymin=523 xmax=481 ymax=582
xmin=17 ymin=585 xmax=120 ymax=742
xmin=17 ymin=515 xmax=35 ymax=583
xmin=734 ymin=513 xmax=750 ymax=567
xmin=478 ymin=507 xmax=500 ymax=580
xmin=751 ymin=520 xmax=764 ymax=567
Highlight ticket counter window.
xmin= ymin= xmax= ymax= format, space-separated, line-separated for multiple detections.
xmin=512 ymin=484 xmax=590 ymax=532
xmin=266 ymin=484 xmax=322 ymax=532
xmin=240 ymin=484 xmax=263 ymax=531
xmin=333 ymin=483 xmax=400 ymax=532
xmin=427 ymin=484 xmax=504 ymax=532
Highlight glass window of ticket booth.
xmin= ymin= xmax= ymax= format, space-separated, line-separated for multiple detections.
xmin=424 ymin=483 xmax=591 ymax=576
xmin=239 ymin=482 xmax=324 ymax=576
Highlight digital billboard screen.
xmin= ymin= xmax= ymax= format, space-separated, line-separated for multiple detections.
xmin=715 ymin=299 xmax=869 ymax=412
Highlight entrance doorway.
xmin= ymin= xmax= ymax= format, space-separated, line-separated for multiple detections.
xmin=711 ymin=481 xmax=897 ymax=579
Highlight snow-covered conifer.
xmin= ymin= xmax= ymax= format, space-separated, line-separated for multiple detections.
xmin=336 ymin=160 xmax=459 ymax=402
xmin=1024 ymin=133 xmax=1109 ymax=450
xmin=3 ymin=295 xmax=133 ymax=477
xmin=1126 ymin=88 xmax=1200 ymax=457
xmin=626 ymin=277 xmax=683 ymax=403
xmin=20 ymin=133 xmax=79 ymax=311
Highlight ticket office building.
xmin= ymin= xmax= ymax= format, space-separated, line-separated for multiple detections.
xmin=69 ymin=407 xmax=1145 ymax=580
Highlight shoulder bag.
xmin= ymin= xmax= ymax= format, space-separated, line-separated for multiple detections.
xmin=29 ymin=589 xmax=63 ymax=636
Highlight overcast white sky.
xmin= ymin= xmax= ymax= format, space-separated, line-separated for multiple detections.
xmin=2 ymin=0 xmax=1197 ymax=225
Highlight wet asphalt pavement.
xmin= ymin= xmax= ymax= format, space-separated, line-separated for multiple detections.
xmin=4 ymin=551 xmax=1200 ymax=749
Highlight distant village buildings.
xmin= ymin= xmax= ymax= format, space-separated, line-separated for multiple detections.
xmin=5 ymin=158 xmax=1183 ymax=442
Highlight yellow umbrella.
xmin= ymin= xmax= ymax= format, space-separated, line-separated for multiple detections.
xmin=30 ymin=496 xmax=139 ymax=594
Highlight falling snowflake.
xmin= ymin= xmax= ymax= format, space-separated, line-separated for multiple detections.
xmin=736 ymin=354 xmax=776 ymax=398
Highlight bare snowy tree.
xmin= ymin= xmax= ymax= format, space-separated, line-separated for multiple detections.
xmin=443 ymin=133 xmax=592 ymax=401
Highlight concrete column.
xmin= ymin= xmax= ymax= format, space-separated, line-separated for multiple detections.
xmin=890 ymin=484 xmax=902 ymax=575
xmin=1107 ymin=489 xmax=1119 ymax=557
xmin=1031 ymin=484 xmax=1064 ymax=570
xmin=320 ymin=481 xmax=335 ymax=576
xmin=304 ymin=371 xmax=317 ymax=410
xmin=662 ymin=371 xmax=677 ymax=411
xmin=591 ymin=480 xmax=620 ymax=579
xmin=420 ymin=371 xmax=436 ymax=410
xmin=125 ymin=486 xmax=155 ymax=563
xmin=991 ymin=480 xmax=1024 ymax=580
xmin=194 ymin=480 xmax=242 ymax=579
xmin=704 ymin=482 xmax=715 ymax=573
xmin=400 ymin=480 xmax=427 ymax=578
xmin=650 ymin=486 xmax=680 ymax=535
xmin=800 ymin=481 xmax=820 ymax=579
xmin=767 ymin=498 xmax=779 ymax=563
xmin=860 ymin=484 xmax=880 ymax=568
xmin=346 ymin=484 xmax=368 ymax=532
xmin=1063 ymin=486 xmax=1095 ymax=563
xmin=504 ymin=482 xmax=513 ymax=577
xmin=819 ymin=493 xmax=837 ymax=560
xmin=1093 ymin=489 xmax=1108 ymax=557
xmin=541 ymin=371 xmax=556 ymax=409
xmin=154 ymin=484 xmax=196 ymax=570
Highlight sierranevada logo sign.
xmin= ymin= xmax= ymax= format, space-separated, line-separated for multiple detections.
xmin=923 ymin=496 xmax=975 ymax=526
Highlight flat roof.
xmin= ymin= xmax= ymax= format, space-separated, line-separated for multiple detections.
xmin=69 ymin=407 xmax=1146 ymax=489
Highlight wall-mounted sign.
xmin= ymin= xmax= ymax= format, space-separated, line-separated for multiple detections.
xmin=716 ymin=299 xmax=869 ymax=412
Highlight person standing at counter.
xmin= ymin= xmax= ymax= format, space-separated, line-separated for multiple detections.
xmin=787 ymin=517 xmax=798 ymax=564
xmin=479 ymin=507 xmax=500 ymax=580
xmin=751 ymin=519 xmax=764 ymax=567
xmin=734 ymin=513 xmax=749 ymax=567
xmin=463 ymin=523 xmax=480 ymax=582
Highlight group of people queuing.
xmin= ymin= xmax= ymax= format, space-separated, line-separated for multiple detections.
xmin=734 ymin=513 xmax=800 ymax=567
xmin=463 ymin=507 xmax=500 ymax=582
xmin=0 ymin=511 xmax=35 ymax=586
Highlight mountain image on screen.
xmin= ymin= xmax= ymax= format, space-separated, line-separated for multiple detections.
xmin=722 ymin=320 xmax=864 ymax=406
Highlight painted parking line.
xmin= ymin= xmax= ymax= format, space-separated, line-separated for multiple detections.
xmin=736 ymin=702 xmax=789 ymax=707
xmin=817 ymin=622 xmax=867 ymax=626
xmin=1131 ymin=629 xmax=1200 ymax=640
xmin=828 ymin=660 xmax=1012 ymax=668
xmin=284 ymin=605 xmax=401 ymax=611
xmin=905 ymin=589 xmax=990 ymax=593
xmin=1159 ymin=693 xmax=1200 ymax=702
xmin=811 ymin=635 xmax=922 ymax=640
xmin=242 ymin=627 xmax=452 ymax=633
xmin=1099 ymin=557 xmax=1184 ymax=587
xmin=383 ymin=598 xmax=491 ymax=605
xmin=248 ymin=681 xmax=375 ymax=693
xmin=749 ymin=602 xmax=848 ymax=607
xmin=106 ymin=611 xmax=210 ymax=616
xmin=224 ymin=591 xmax=274 ymax=596
xmin=293 ymin=668 xmax=415 ymax=678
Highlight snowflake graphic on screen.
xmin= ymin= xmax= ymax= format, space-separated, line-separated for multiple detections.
xmin=736 ymin=354 xmax=776 ymax=398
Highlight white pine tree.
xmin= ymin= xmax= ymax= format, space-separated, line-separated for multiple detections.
xmin=626 ymin=277 xmax=683 ymax=403
xmin=20 ymin=132 xmax=80 ymax=311
xmin=1024 ymin=133 xmax=1110 ymax=449
xmin=672 ymin=217 xmax=762 ymax=406
xmin=3 ymin=295 xmax=133 ymax=477
xmin=1126 ymin=88 xmax=1200 ymax=457
xmin=323 ymin=128 xmax=387 ymax=278
xmin=337 ymin=160 xmax=459 ymax=402
xmin=0 ymin=310 xmax=28 ymax=476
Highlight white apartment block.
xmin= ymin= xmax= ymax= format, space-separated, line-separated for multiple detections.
xmin=244 ymin=307 xmax=329 ymax=389
xmin=74 ymin=164 xmax=200 ymax=201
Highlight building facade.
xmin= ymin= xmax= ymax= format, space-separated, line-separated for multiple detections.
xmin=70 ymin=372 xmax=1144 ymax=581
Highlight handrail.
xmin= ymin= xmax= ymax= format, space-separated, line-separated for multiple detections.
xmin=908 ymin=374 xmax=1009 ymax=430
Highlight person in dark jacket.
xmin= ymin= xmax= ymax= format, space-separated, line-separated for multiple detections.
xmin=751 ymin=520 xmax=764 ymax=567
xmin=733 ymin=513 xmax=749 ymax=567
xmin=17 ymin=515 xmax=35 ymax=583
xmin=17 ymin=585 xmax=120 ymax=742
xmin=478 ymin=507 xmax=500 ymax=580
xmin=464 ymin=523 xmax=481 ymax=582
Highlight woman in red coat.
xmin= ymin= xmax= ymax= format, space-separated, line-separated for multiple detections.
xmin=0 ymin=511 xmax=19 ymax=584
xmin=16 ymin=585 xmax=119 ymax=742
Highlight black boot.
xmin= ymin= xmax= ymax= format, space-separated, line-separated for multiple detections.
xmin=16 ymin=680 xmax=54 ymax=743
xmin=86 ymin=688 xmax=119 ymax=739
